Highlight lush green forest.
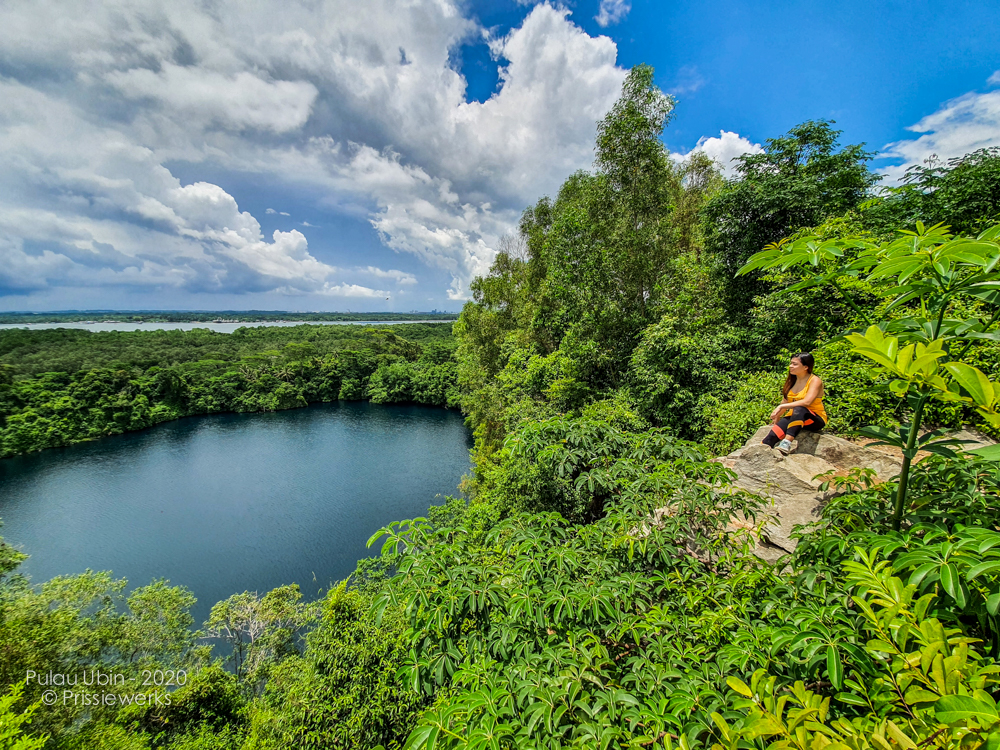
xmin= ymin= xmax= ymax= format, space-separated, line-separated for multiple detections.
xmin=5 ymin=64 xmax=1000 ymax=749
xmin=0 ymin=323 xmax=460 ymax=458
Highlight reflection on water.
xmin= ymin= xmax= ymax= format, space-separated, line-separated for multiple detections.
xmin=0 ymin=402 xmax=471 ymax=623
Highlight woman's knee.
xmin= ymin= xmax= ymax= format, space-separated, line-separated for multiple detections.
xmin=790 ymin=406 xmax=809 ymax=419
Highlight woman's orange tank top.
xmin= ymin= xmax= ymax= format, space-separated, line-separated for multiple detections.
xmin=787 ymin=374 xmax=827 ymax=421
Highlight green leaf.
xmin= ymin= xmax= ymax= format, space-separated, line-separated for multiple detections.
xmin=975 ymin=690 xmax=998 ymax=710
xmin=987 ymin=593 xmax=1000 ymax=616
xmin=852 ymin=348 xmax=900 ymax=373
xmin=935 ymin=694 xmax=1000 ymax=723
xmin=866 ymin=639 xmax=897 ymax=654
xmin=944 ymin=362 xmax=996 ymax=408
xmin=726 ymin=676 xmax=753 ymax=697
xmin=904 ymin=688 xmax=941 ymax=705
xmin=980 ymin=536 xmax=1000 ymax=554
xmin=922 ymin=442 xmax=961 ymax=459
xmin=914 ymin=593 xmax=936 ymax=621
xmin=826 ymin=645 xmax=843 ymax=690
xmin=967 ymin=561 xmax=1000 ymax=582
xmin=856 ymin=426 xmax=906 ymax=450
xmin=870 ymin=257 xmax=924 ymax=281
xmin=960 ymin=331 xmax=1000 ymax=343
xmin=835 ymin=692 xmax=870 ymax=707
xmin=367 ymin=527 xmax=389 ymax=549
xmin=907 ymin=562 xmax=939 ymax=589
xmin=886 ymin=721 xmax=918 ymax=749
xmin=940 ymin=563 xmax=960 ymax=601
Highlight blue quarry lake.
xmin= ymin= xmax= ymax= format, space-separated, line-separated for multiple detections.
xmin=0 ymin=402 xmax=472 ymax=624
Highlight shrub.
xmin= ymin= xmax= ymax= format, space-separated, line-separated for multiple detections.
xmin=242 ymin=583 xmax=424 ymax=750
xmin=700 ymin=370 xmax=783 ymax=456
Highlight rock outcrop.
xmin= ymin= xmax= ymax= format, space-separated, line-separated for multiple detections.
xmin=713 ymin=426 xmax=993 ymax=562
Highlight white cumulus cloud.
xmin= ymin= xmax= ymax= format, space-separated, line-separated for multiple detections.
xmin=105 ymin=65 xmax=319 ymax=134
xmin=0 ymin=0 xmax=626 ymax=305
xmin=0 ymin=79 xmax=343 ymax=296
xmin=595 ymin=0 xmax=631 ymax=27
xmin=879 ymin=77 xmax=1000 ymax=184
xmin=673 ymin=130 xmax=764 ymax=178
xmin=360 ymin=266 xmax=418 ymax=285
xmin=319 ymin=283 xmax=387 ymax=298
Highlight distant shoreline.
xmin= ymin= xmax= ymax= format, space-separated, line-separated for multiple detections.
xmin=0 ymin=320 xmax=457 ymax=334
xmin=0 ymin=311 xmax=459 ymax=325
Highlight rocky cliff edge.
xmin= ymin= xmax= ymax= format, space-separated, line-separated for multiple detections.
xmin=712 ymin=426 xmax=994 ymax=563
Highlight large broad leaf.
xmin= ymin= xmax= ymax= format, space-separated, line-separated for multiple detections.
xmin=910 ymin=351 xmax=947 ymax=377
xmin=944 ymin=241 xmax=1000 ymax=260
xmin=869 ymin=256 xmax=926 ymax=282
xmin=905 ymin=688 xmax=942 ymax=706
xmin=967 ymin=561 xmax=1000 ymax=582
xmin=944 ymin=362 xmax=996 ymax=409
xmin=979 ymin=224 xmax=1000 ymax=242
xmin=968 ymin=288 xmax=1000 ymax=304
xmin=836 ymin=692 xmax=871 ymax=707
xmin=726 ymin=676 xmax=753 ymax=697
xmin=844 ymin=343 xmax=899 ymax=372
xmin=961 ymin=330 xmax=1000 ymax=343
xmin=737 ymin=245 xmax=790 ymax=276
xmin=940 ymin=563 xmax=963 ymax=606
xmin=916 ymin=428 xmax=969 ymax=446
xmin=917 ymin=430 xmax=975 ymax=458
xmin=884 ymin=286 xmax=928 ymax=313
xmin=935 ymin=694 xmax=1000 ymax=724
xmin=920 ymin=441 xmax=961 ymax=459
xmin=967 ymin=281 xmax=1000 ymax=293
xmin=988 ymin=593 xmax=1000 ymax=616
xmin=856 ymin=425 xmax=905 ymax=449
xmin=826 ymin=645 xmax=843 ymax=690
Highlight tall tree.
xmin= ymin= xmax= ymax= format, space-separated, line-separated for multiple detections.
xmin=702 ymin=120 xmax=878 ymax=314
xmin=591 ymin=63 xmax=677 ymax=319
xmin=670 ymin=150 xmax=724 ymax=261
xmin=868 ymin=147 xmax=1000 ymax=235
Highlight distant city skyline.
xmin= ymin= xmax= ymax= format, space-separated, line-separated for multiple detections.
xmin=1 ymin=0 xmax=998 ymax=312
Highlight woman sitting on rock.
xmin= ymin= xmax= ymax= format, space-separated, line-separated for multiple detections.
xmin=762 ymin=352 xmax=827 ymax=454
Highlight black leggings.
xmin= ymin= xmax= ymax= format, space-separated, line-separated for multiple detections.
xmin=762 ymin=406 xmax=826 ymax=447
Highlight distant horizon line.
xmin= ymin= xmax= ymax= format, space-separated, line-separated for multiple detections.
xmin=0 ymin=309 xmax=461 ymax=315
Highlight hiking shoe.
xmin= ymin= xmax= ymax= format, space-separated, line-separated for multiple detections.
xmin=776 ymin=438 xmax=794 ymax=455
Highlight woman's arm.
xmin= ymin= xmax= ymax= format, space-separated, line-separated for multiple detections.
xmin=768 ymin=378 xmax=822 ymax=421
xmin=769 ymin=401 xmax=789 ymax=422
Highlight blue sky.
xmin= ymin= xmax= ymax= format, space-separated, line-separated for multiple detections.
xmin=0 ymin=0 xmax=998 ymax=313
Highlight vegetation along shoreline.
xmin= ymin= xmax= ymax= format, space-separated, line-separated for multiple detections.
xmin=0 ymin=323 xmax=461 ymax=459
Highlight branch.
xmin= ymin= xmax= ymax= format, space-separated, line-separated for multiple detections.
xmin=954 ymin=308 xmax=1000 ymax=361
xmin=830 ymin=278 xmax=874 ymax=326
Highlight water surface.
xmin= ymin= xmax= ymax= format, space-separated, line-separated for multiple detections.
xmin=0 ymin=402 xmax=471 ymax=623
xmin=0 ymin=320 xmax=453 ymax=333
